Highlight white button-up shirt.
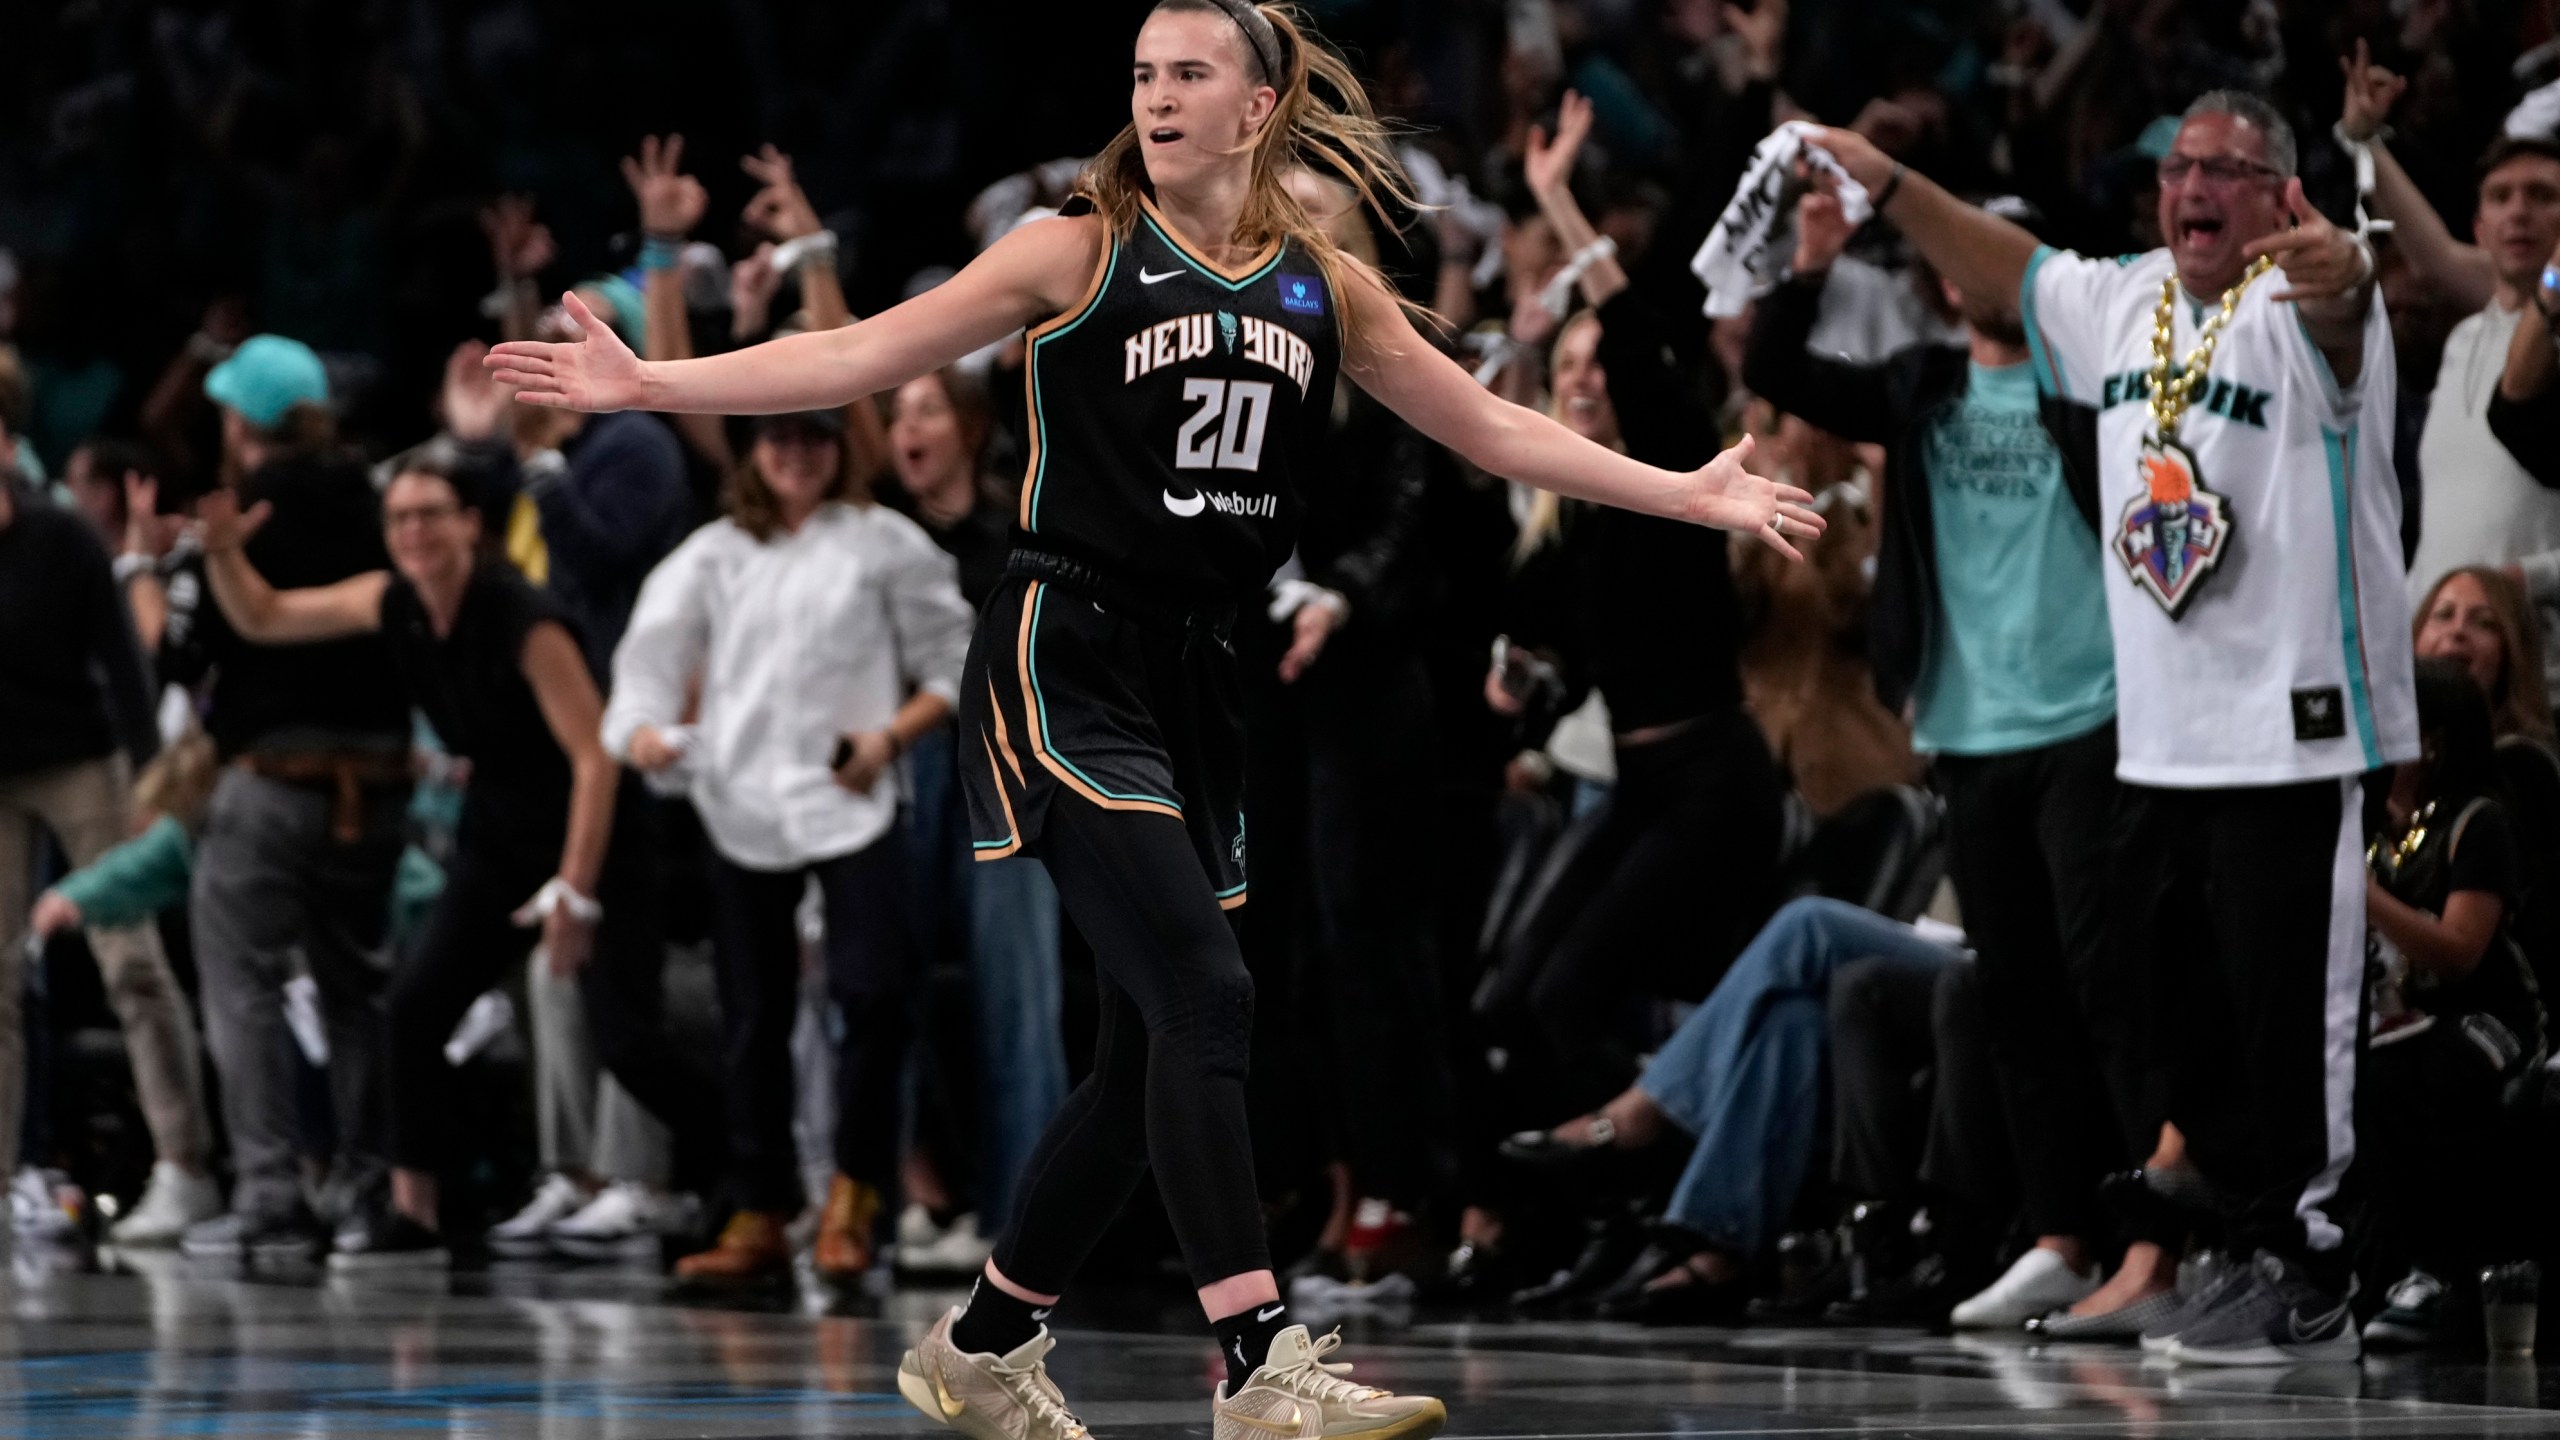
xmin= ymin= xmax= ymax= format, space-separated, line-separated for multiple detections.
xmin=603 ymin=502 xmax=974 ymax=869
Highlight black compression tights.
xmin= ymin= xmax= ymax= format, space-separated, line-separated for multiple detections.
xmin=989 ymin=800 xmax=1267 ymax=1294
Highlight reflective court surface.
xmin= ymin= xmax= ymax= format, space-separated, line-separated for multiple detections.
xmin=8 ymin=1255 xmax=2560 ymax=1438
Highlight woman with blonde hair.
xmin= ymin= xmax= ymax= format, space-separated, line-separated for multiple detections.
xmin=489 ymin=2 xmax=1818 ymax=1431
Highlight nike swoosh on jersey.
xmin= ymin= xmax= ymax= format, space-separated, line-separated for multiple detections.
xmin=1162 ymin=489 xmax=1206 ymax=517
xmin=1139 ymin=268 xmax=1184 ymax=284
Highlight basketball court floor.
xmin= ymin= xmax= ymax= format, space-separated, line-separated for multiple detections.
xmin=0 ymin=1251 xmax=2555 ymax=1439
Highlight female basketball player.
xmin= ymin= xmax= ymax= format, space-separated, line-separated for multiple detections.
xmin=488 ymin=3 xmax=1821 ymax=1436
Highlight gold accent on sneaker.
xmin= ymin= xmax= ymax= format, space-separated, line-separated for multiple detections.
xmin=897 ymin=1306 xmax=1092 ymax=1440
xmin=931 ymin=1352 xmax=968 ymax=1420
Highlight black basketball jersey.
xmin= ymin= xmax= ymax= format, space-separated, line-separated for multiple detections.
xmin=1013 ymin=195 xmax=1343 ymax=601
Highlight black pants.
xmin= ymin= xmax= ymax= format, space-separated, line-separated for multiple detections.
xmin=2118 ymin=777 xmax=2367 ymax=1283
xmin=1937 ymin=724 xmax=2152 ymax=1242
xmin=1477 ymin=707 xmax=1785 ymax=1110
xmin=385 ymin=779 xmax=723 ymax=1195
xmin=707 ymin=833 xmax=919 ymax=1214
xmin=990 ymin=796 xmax=1268 ymax=1293
xmin=1829 ymin=954 xmax=2013 ymax=1215
xmin=1300 ymin=643 xmax=1456 ymax=1209
xmin=2358 ymin=1017 xmax=2528 ymax=1285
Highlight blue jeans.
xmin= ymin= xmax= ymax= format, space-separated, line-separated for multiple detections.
xmin=906 ymin=726 xmax=1067 ymax=1226
xmin=1639 ymin=897 xmax=1963 ymax=1253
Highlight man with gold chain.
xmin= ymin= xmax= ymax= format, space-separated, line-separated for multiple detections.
xmin=1812 ymin=91 xmax=2418 ymax=1366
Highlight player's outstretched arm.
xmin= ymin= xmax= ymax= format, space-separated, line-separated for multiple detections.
xmin=1340 ymin=270 xmax=1825 ymax=560
xmin=484 ymin=216 xmax=1105 ymax=416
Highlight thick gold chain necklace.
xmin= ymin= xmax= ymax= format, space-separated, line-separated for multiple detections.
xmin=2147 ymin=254 xmax=2276 ymax=442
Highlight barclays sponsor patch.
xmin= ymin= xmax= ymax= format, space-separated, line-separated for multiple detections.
xmin=1277 ymin=273 xmax=1325 ymax=316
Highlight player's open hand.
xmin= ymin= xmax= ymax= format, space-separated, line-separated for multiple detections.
xmin=1686 ymin=434 xmax=1824 ymax=561
xmin=2251 ymin=178 xmax=2370 ymax=307
xmin=484 ymin=291 xmax=646 ymax=412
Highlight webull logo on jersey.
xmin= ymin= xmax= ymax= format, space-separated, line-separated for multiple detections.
xmin=1162 ymin=487 xmax=1279 ymax=520
xmin=1124 ymin=311 xmax=1315 ymax=396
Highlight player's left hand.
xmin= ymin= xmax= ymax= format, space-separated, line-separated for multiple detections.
xmin=2251 ymin=178 xmax=2370 ymax=306
xmin=1686 ymin=434 xmax=1825 ymax=561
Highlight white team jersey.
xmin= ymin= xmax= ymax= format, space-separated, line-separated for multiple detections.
xmin=2021 ymin=246 xmax=2417 ymax=789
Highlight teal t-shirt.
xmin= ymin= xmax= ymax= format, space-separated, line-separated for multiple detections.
xmin=1909 ymin=360 xmax=2116 ymax=755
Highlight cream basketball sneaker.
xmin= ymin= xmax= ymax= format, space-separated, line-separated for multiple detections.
xmin=898 ymin=1306 xmax=1091 ymax=1440
xmin=1213 ymin=1326 xmax=1445 ymax=1440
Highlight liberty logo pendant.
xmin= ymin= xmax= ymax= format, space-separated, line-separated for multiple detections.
xmin=2115 ymin=433 xmax=2231 ymax=619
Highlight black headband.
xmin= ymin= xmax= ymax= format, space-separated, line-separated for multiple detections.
xmin=1200 ymin=0 xmax=1284 ymax=84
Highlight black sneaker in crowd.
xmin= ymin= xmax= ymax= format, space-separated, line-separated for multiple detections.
xmin=2166 ymin=1251 xmax=2358 ymax=1366
xmin=2362 ymin=1269 xmax=2450 ymax=1350
xmin=329 ymin=1210 xmax=451 ymax=1273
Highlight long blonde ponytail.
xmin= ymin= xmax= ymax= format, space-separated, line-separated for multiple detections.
xmin=1080 ymin=0 xmax=1433 ymax=351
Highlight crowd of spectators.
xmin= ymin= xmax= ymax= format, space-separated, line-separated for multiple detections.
xmin=4 ymin=0 xmax=2560 ymax=1361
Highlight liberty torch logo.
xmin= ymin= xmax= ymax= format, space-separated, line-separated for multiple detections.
xmin=2115 ymin=436 xmax=2231 ymax=619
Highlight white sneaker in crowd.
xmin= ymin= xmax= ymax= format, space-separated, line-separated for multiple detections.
xmin=1949 ymin=1246 xmax=2101 ymax=1330
xmin=551 ymin=1182 xmax=701 ymax=1261
xmin=897 ymin=1205 xmax=997 ymax=1276
xmin=11 ymin=1167 xmax=79 ymax=1244
xmin=107 ymin=1163 xmax=222 ymax=1248
xmin=487 ymin=1173 xmax=592 ymax=1258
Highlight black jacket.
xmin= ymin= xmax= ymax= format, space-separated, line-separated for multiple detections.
xmin=0 ymin=488 xmax=158 ymax=778
xmin=2491 ymin=373 xmax=2559 ymax=490
xmin=1742 ymin=271 xmax=2100 ymax=714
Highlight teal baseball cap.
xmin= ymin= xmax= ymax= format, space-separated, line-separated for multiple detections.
xmin=204 ymin=334 xmax=330 ymax=428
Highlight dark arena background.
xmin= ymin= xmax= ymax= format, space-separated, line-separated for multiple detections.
xmin=4 ymin=0 xmax=2560 ymax=1436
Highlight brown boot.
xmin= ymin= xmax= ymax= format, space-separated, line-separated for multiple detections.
xmin=673 ymin=1210 xmax=792 ymax=1287
xmin=814 ymin=1175 xmax=883 ymax=1284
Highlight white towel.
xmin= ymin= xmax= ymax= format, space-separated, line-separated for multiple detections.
xmin=1689 ymin=121 xmax=1875 ymax=318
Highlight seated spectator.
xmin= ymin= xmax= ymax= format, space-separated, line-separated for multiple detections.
xmin=1498 ymin=897 xmax=1990 ymax=1324
xmin=2357 ymin=659 xmax=2549 ymax=1351
xmin=2413 ymin=565 xmax=2560 ymax=995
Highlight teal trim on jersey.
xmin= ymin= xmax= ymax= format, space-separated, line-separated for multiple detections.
xmin=1025 ymin=583 xmax=1186 ymax=812
xmin=2019 ymin=245 xmax=2061 ymax=397
xmin=973 ymin=837 xmax=1018 ymax=851
xmin=1142 ymin=215 xmax=1286 ymax=291
xmin=1214 ymin=880 xmax=1248 ymax=899
xmin=2292 ymin=309 xmax=2351 ymax=412
xmin=2321 ymin=424 xmax=2384 ymax=771
xmin=1022 ymin=243 xmax=1124 ymax=533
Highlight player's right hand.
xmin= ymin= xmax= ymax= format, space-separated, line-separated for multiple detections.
xmin=485 ymin=291 xmax=646 ymax=412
